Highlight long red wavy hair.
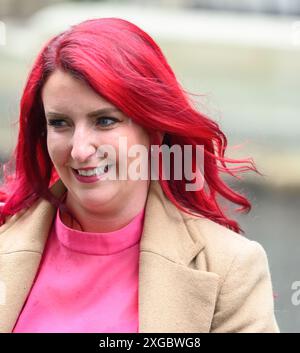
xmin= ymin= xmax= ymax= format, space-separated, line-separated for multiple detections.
xmin=0 ymin=18 xmax=259 ymax=233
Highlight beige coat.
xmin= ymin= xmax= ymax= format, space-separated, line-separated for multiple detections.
xmin=0 ymin=179 xmax=279 ymax=333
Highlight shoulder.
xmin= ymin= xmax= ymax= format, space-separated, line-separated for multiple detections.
xmin=183 ymin=216 xmax=279 ymax=332
xmin=184 ymin=215 xmax=270 ymax=281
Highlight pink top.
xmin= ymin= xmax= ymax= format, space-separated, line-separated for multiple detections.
xmin=13 ymin=204 xmax=145 ymax=333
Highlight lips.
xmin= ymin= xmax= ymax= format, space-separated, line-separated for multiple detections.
xmin=71 ymin=164 xmax=112 ymax=184
xmin=74 ymin=166 xmax=99 ymax=171
xmin=72 ymin=165 xmax=109 ymax=176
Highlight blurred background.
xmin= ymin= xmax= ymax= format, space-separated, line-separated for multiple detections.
xmin=0 ymin=0 xmax=299 ymax=332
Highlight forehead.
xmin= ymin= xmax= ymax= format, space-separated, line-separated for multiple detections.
xmin=41 ymin=69 xmax=115 ymax=112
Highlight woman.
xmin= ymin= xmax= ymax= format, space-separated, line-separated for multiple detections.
xmin=0 ymin=18 xmax=279 ymax=333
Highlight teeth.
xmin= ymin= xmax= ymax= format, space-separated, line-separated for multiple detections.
xmin=77 ymin=165 xmax=109 ymax=177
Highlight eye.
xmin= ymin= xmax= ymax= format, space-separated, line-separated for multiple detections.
xmin=96 ymin=117 xmax=119 ymax=127
xmin=46 ymin=117 xmax=120 ymax=129
xmin=47 ymin=119 xmax=67 ymax=127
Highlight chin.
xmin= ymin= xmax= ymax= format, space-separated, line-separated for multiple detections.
xmin=76 ymin=189 xmax=117 ymax=208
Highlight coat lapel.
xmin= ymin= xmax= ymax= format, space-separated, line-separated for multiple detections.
xmin=0 ymin=180 xmax=66 ymax=333
xmin=138 ymin=181 xmax=220 ymax=332
xmin=0 ymin=179 xmax=220 ymax=333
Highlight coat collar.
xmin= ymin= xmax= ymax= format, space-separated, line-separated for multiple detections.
xmin=0 ymin=179 xmax=220 ymax=333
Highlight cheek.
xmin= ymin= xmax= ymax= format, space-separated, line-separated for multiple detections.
xmin=123 ymin=129 xmax=150 ymax=165
xmin=124 ymin=124 xmax=150 ymax=147
xmin=47 ymin=135 xmax=69 ymax=166
xmin=131 ymin=129 xmax=150 ymax=150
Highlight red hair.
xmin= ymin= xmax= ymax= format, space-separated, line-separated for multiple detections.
xmin=0 ymin=18 xmax=259 ymax=233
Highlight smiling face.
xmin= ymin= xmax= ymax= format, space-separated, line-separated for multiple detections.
xmin=42 ymin=69 xmax=151 ymax=217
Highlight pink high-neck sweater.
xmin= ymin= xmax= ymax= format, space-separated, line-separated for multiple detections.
xmin=13 ymin=205 xmax=145 ymax=333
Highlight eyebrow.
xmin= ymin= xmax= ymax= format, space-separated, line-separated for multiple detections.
xmin=45 ymin=107 xmax=120 ymax=119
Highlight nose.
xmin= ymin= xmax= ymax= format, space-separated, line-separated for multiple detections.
xmin=70 ymin=127 xmax=97 ymax=163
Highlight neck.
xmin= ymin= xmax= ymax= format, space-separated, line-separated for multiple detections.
xmin=61 ymin=181 xmax=150 ymax=232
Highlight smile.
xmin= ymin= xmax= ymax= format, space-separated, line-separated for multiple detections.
xmin=71 ymin=165 xmax=113 ymax=183
xmin=76 ymin=165 xmax=109 ymax=176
